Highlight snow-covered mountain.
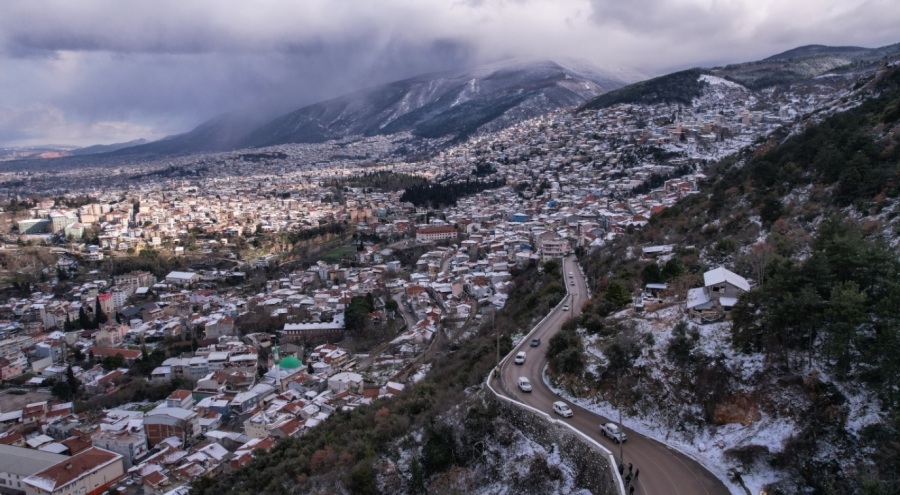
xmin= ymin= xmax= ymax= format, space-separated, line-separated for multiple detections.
xmin=117 ymin=59 xmax=641 ymax=156
xmin=241 ymin=58 xmax=642 ymax=147
xmin=581 ymin=42 xmax=900 ymax=111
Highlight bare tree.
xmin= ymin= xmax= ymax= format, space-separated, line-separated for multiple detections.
xmin=743 ymin=242 xmax=776 ymax=287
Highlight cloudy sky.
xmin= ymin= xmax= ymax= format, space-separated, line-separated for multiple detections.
xmin=2 ymin=0 xmax=899 ymax=147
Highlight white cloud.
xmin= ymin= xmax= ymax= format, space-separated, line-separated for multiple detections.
xmin=0 ymin=103 xmax=167 ymax=146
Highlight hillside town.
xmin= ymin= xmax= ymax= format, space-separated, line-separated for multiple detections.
xmin=0 ymin=74 xmax=857 ymax=495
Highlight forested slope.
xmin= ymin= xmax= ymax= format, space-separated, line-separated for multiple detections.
xmin=555 ymin=65 xmax=900 ymax=494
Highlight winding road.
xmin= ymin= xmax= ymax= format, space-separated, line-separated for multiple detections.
xmin=497 ymin=255 xmax=730 ymax=495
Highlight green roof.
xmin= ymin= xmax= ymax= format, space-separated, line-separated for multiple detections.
xmin=278 ymin=356 xmax=302 ymax=369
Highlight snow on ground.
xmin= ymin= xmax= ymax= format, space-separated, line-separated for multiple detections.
xmin=552 ymin=306 xmax=806 ymax=495
xmin=812 ymin=365 xmax=884 ymax=437
xmin=544 ymin=365 xmax=754 ymax=495
xmin=472 ymin=430 xmax=593 ymax=495
xmin=699 ymin=74 xmax=747 ymax=90
xmin=409 ymin=363 xmax=431 ymax=384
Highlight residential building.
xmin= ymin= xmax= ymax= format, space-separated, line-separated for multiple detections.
xmin=0 ymin=445 xmax=68 ymax=495
xmin=92 ymin=429 xmax=148 ymax=470
xmin=143 ymin=408 xmax=199 ymax=447
xmin=22 ymin=447 xmax=124 ymax=495
xmin=415 ymin=226 xmax=458 ymax=243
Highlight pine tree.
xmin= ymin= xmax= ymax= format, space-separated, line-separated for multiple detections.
xmin=95 ymin=297 xmax=109 ymax=325
xmin=78 ymin=306 xmax=93 ymax=330
xmin=65 ymin=365 xmax=80 ymax=398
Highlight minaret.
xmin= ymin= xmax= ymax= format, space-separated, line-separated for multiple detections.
xmin=272 ymin=342 xmax=282 ymax=392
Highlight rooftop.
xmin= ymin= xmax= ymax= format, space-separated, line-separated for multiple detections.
xmin=23 ymin=447 xmax=122 ymax=492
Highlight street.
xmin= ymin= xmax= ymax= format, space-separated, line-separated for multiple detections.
xmin=497 ymin=255 xmax=730 ymax=495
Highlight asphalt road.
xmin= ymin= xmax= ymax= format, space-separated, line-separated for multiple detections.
xmin=498 ymin=255 xmax=730 ymax=495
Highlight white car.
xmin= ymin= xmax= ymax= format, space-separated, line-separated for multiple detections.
xmin=600 ymin=422 xmax=627 ymax=443
xmin=562 ymin=304 xmax=570 ymax=311
xmin=552 ymin=401 xmax=573 ymax=418
xmin=518 ymin=377 xmax=532 ymax=392
xmin=514 ymin=351 xmax=526 ymax=365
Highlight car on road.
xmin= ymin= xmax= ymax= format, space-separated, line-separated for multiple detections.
xmin=562 ymin=304 xmax=570 ymax=311
xmin=552 ymin=401 xmax=574 ymax=418
xmin=530 ymin=338 xmax=541 ymax=347
xmin=600 ymin=422 xmax=627 ymax=443
xmin=514 ymin=351 xmax=526 ymax=364
xmin=518 ymin=377 xmax=532 ymax=392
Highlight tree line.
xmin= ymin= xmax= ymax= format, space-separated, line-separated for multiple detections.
xmin=399 ymin=178 xmax=505 ymax=209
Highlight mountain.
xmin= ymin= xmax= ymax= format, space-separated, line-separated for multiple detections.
xmin=713 ymin=42 xmax=900 ymax=89
xmin=580 ymin=42 xmax=900 ymax=111
xmin=580 ymin=68 xmax=709 ymax=110
xmin=70 ymin=138 xmax=149 ymax=156
xmin=240 ymin=59 xmax=641 ymax=147
xmin=115 ymin=59 xmax=641 ymax=156
xmin=107 ymin=111 xmax=274 ymax=157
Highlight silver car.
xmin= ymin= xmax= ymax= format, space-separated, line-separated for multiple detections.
xmin=518 ymin=377 xmax=532 ymax=392
xmin=552 ymin=401 xmax=573 ymax=418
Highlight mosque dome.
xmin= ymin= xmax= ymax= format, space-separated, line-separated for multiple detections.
xmin=277 ymin=356 xmax=302 ymax=369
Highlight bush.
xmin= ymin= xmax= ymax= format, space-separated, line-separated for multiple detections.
xmin=667 ymin=321 xmax=699 ymax=366
xmin=421 ymin=424 xmax=456 ymax=475
xmin=345 ymin=462 xmax=379 ymax=495
xmin=555 ymin=348 xmax=585 ymax=374
xmin=604 ymin=281 xmax=632 ymax=308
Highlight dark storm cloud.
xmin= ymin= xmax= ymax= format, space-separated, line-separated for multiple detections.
xmin=0 ymin=0 xmax=483 ymax=145
xmin=1 ymin=0 xmax=898 ymax=146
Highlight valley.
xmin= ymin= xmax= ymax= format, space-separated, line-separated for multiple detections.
xmin=1 ymin=43 xmax=899 ymax=495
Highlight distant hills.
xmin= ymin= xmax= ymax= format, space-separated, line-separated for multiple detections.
xmin=101 ymin=59 xmax=642 ymax=157
xmin=70 ymin=139 xmax=149 ymax=156
xmin=29 ymin=42 xmax=900 ymax=159
xmin=581 ymin=42 xmax=900 ymax=111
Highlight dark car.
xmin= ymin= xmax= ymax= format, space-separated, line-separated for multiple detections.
xmin=530 ymin=338 xmax=541 ymax=347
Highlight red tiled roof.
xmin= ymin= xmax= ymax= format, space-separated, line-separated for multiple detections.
xmin=98 ymin=370 xmax=125 ymax=385
xmin=417 ymin=226 xmax=457 ymax=234
xmin=143 ymin=470 xmax=168 ymax=488
xmin=0 ymin=431 xmax=24 ymax=445
xmin=23 ymin=447 xmax=122 ymax=492
xmin=91 ymin=347 xmax=142 ymax=359
xmin=168 ymin=389 xmax=192 ymax=400
xmin=61 ymin=435 xmax=92 ymax=455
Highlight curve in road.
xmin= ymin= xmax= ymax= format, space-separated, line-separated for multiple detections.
xmin=497 ymin=255 xmax=730 ymax=495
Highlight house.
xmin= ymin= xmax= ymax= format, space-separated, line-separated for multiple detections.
xmin=164 ymin=271 xmax=200 ymax=287
xmin=90 ymin=347 xmax=142 ymax=365
xmin=165 ymin=390 xmax=194 ymax=410
xmin=0 ymin=444 xmax=68 ymax=495
xmin=94 ymin=323 xmax=128 ymax=347
xmin=93 ymin=428 xmax=148 ymax=469
xmin=0 ymin=353 xmax=28 ymax=381
xmin=327 ymin=372 xmax=363 ymax=394
xmin=84 ymin=370 xmax=126 ymax=395
xmin=686 ymin=266 xmax=750 ymax=319
xmin=415 ymin=226 xmax=457 ymax=243
xmin=21 ymin=447 xmax=124 ymax=495
xmin=143 ymin=408 xmax=199 ymax=447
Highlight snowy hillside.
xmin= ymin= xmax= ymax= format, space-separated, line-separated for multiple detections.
xmin=240 ymin=59 xmax=642 ymax=147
